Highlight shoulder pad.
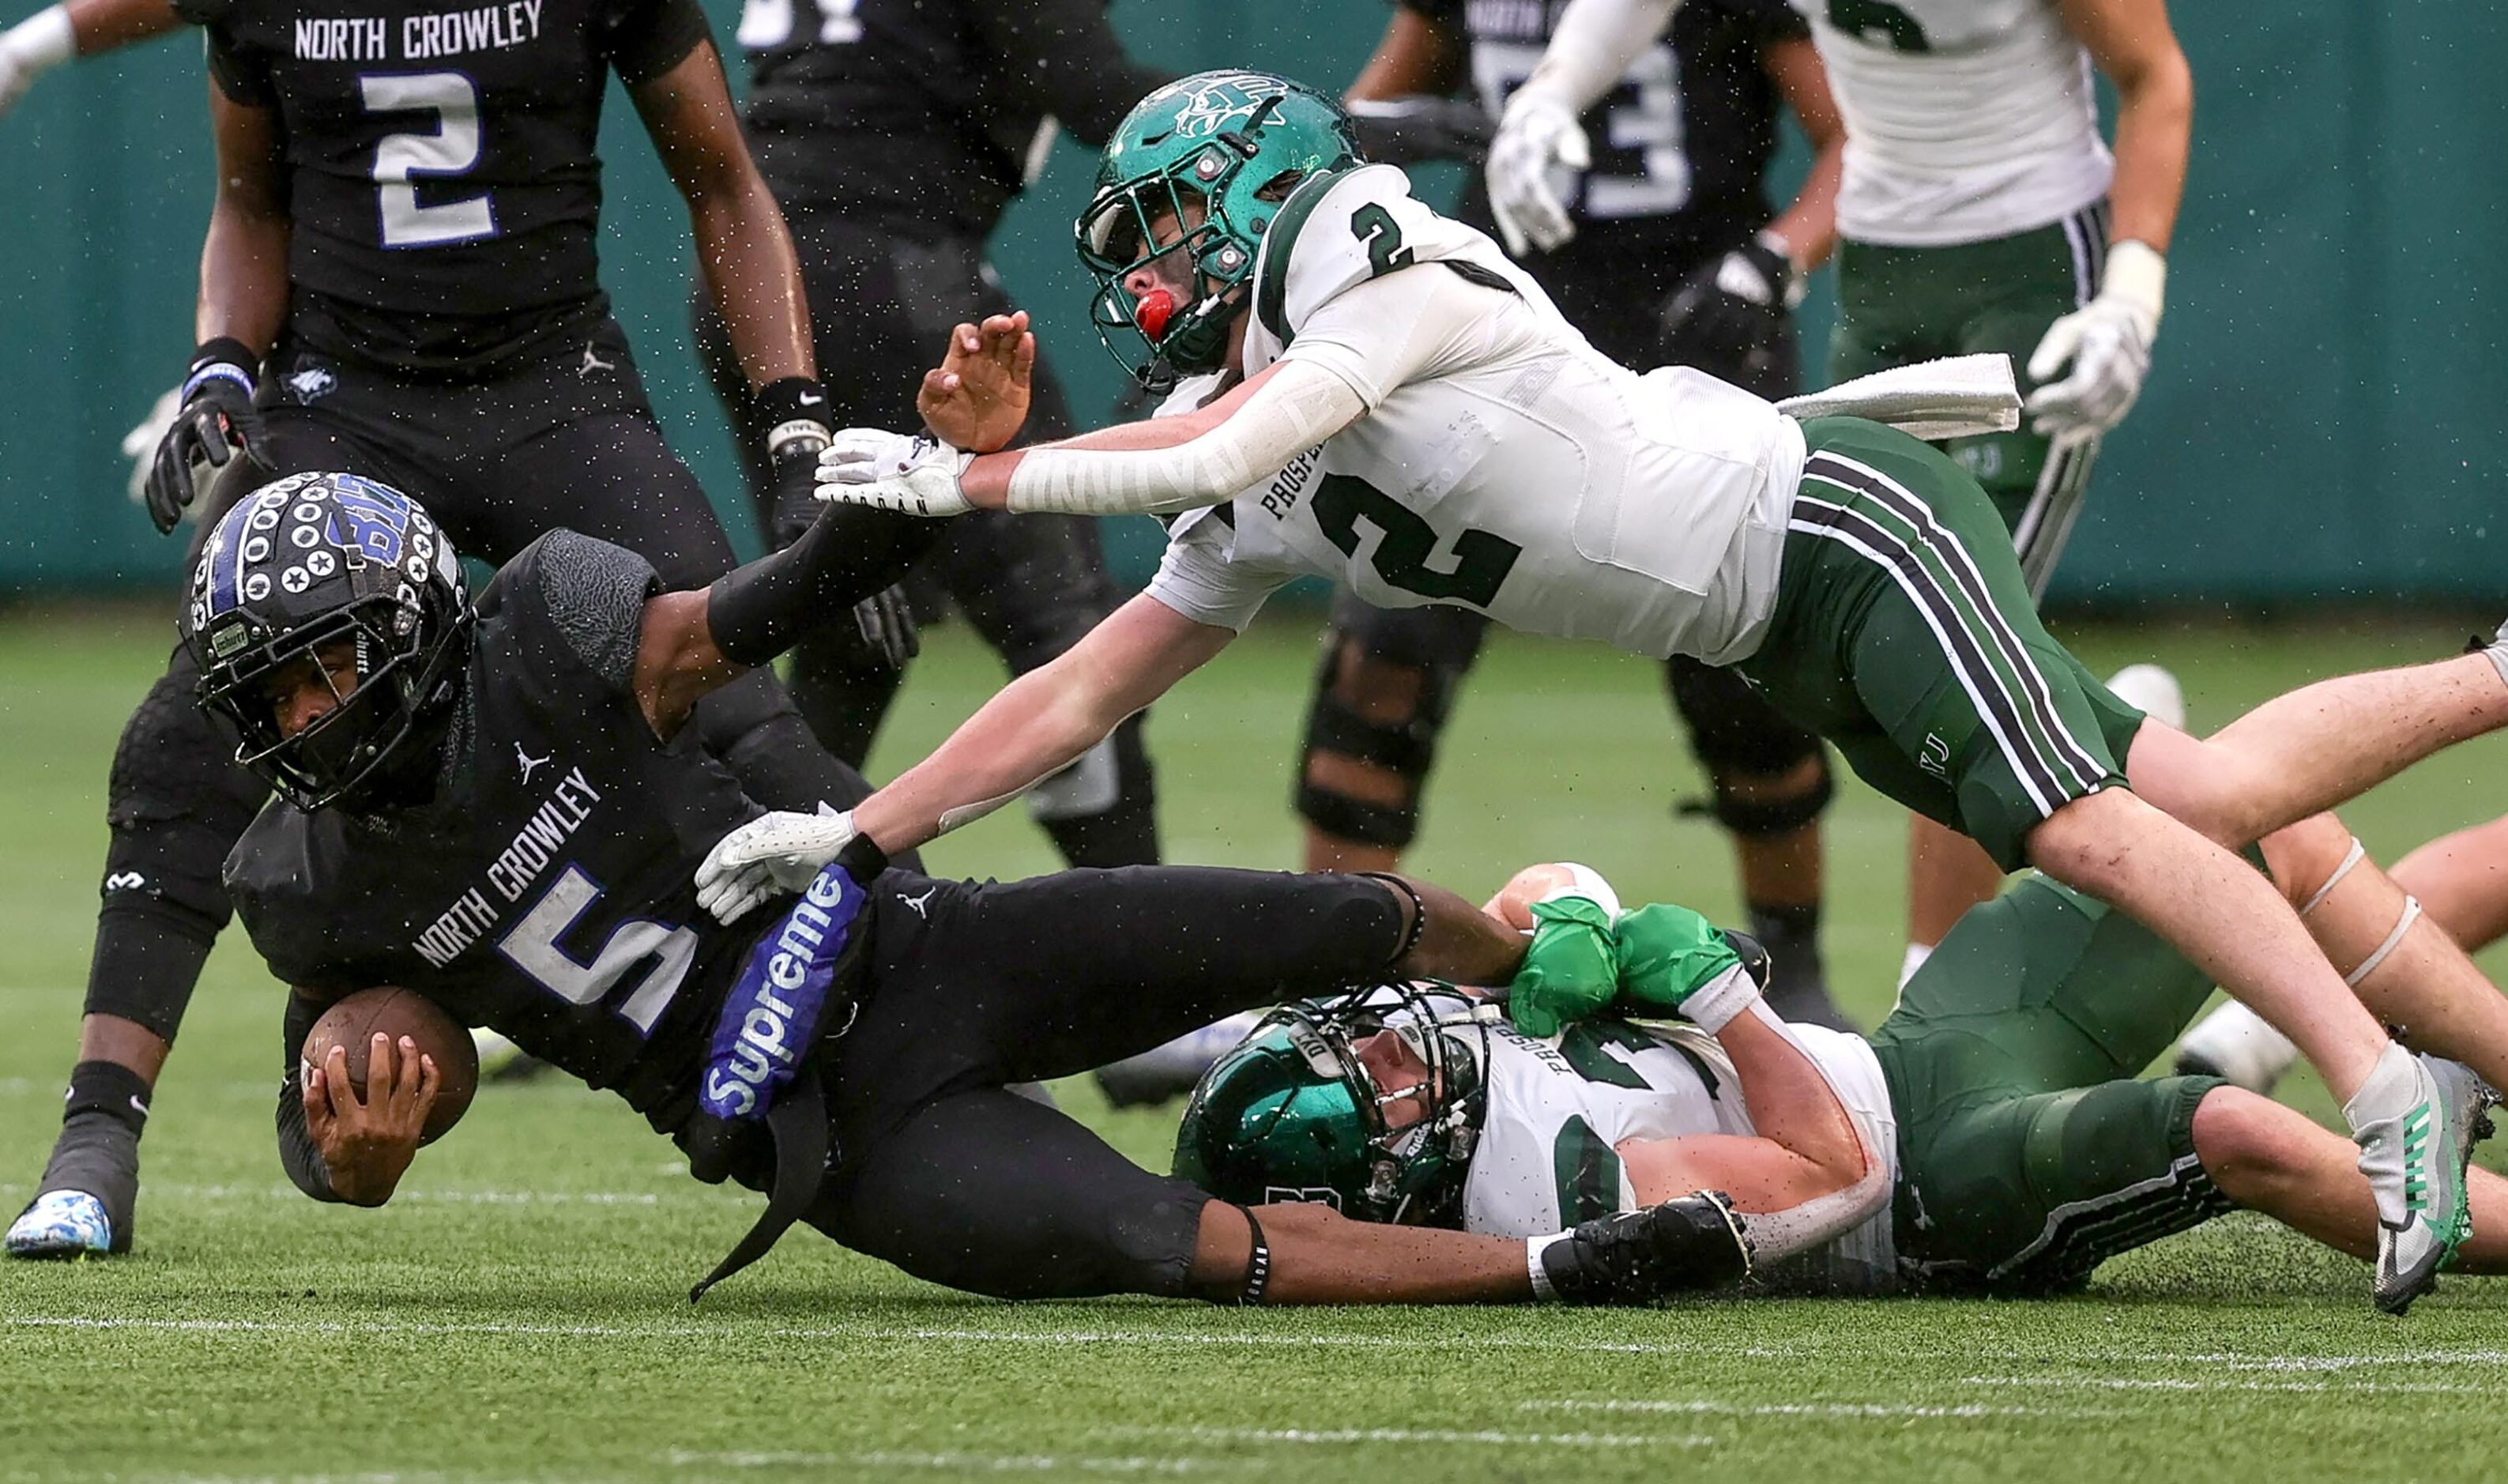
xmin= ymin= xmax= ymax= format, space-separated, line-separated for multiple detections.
xmin=1247 ymin=164 xmax=1440 ymax=360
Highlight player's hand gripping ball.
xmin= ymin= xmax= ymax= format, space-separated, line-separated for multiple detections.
xmin=299 ymin=988 xmax=480 ymax=1144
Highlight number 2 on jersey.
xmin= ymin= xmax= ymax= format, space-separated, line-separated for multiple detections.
xmin=498 ymin=865 xmax=696 ymax=1034
xmin=736 ymin=0 xmax=862 ymax=48
xmin=360 ymin=73 xmax=496 ymax=248
xmin=1311 ymin=474 xmax=1523 ymax=608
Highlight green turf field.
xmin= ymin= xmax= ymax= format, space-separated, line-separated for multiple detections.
xmin=6 ymin=604 xmax=2508 ymax=1483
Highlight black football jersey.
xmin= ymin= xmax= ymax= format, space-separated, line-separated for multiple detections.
xmin=736 ymin=0 xmax=1163 ymax=237
xmin=1414 ymin=0 xmax=1807 ymax=265
xmin=175 ymin=0 xmax=712 ymax=375
xmin=227 ymin=533 xmax=772 ymax=1118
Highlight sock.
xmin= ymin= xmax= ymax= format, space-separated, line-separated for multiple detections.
xmin=1749 ymin=902 xmax=1851 ymax=1031
xmin=1898 ymin=942 xmax=1934 ymax=990
xmin=33 ymin=1064 xmax=151 ymax=1250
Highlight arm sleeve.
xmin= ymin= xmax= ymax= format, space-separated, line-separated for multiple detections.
xmin=1276 ymin=264 xmax=1504 ymax=412
xmin=1743 ymin=0 xmax=1812 ymax=45
xmin=275 ymin=992 xmax=344 ymax=1203
xmin=969 ymin=0 xmax=1174 ymax=145
xmin=1143 ymin=518 xmax=1292 ymax=634
xmin=603 ymin=0 xmax=712 ymax=85
xmin=1003 ymin=360 xmax=1367 ymax=517
xmin=530 ymin=532 xmax=662 ymax=691
xmin=1521 ymin=0 xmax=1681 ymax=111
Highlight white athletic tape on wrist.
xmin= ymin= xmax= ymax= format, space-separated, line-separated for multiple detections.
xmin=1527 ymin=1234 xmax=1564 ymax=1301
xmin=1678 ymin=962 xmax=1760 ymax=1034
xmin=2345 ymin=895 xmax=2423 ymax=988
xmin=2299 ymin=837 xmax=2367 ymax=917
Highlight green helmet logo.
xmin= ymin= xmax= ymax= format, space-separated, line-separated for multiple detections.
xmin=1076 ymin=70 xmax=1361 ymax=390
xmin=1171 ymin=987 xmax=1493 ymax=1226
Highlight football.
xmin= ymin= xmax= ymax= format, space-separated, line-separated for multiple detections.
xmin=299 ymin=988 xmax=480 ymax=1144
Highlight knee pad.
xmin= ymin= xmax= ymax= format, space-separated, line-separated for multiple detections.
xmin=1294 ymin=613 xmax=1479 ymax=849
xmin=1665 ymin=659 xmax=1832 ymax=838
xmin=84 ymin=897 xmax=223 ymax=1041
xmin=104 ymin=656 xmax=266 ymax=925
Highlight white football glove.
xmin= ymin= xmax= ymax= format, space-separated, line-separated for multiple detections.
xmin=2024 ymin=240 xmax=2166 ymax=439
xmin=816 ymin=429 xmax=973 ymax=518
xmin=0 ymin=6 xmax=74 ymax=120
xmin=121 ymin=385 xmax=184 ymax=510
xmin=694 ymin=804 xmax=857 ymax=925
xmin=1484 ymin=89 xmax=1588 ymax=258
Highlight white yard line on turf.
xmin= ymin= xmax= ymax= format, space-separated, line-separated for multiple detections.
xmin=13 ymin=1317 xmax=2508 ymax=1378
xmin=1962 ymin=1375 xmax=2500 ymax=1395
xmin=670 ymin=1449 xmax=1230 ymax=1474
xmin=1523 ymin=1399 xmax=2094 ymax=1420
xmin=1105 ymin=1426 xmax=1706 ymax=1449
xmin=0 ymin=1182 xmax=699 ymax=1206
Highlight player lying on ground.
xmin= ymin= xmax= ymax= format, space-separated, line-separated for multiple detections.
xmin=183 ymin=472 xmax=1790 ymax=1308
xmin=717 ymin=70 xmax=2508 ymax=1310
xmin=1181 ymin=854 xmax=2502 ymax=1308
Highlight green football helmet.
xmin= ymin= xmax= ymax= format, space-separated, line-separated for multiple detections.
xmin=1171 ymin=987 xmax=1495 ymax=1226
xmin=1076 ymin=69 xmax=1361 ymax=389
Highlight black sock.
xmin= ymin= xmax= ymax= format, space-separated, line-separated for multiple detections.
xmin=1745 ymin=904 xmax=1856 ymax=1033
xmin=62 ymin=1060 xmax=153 ymax=1136
xmin=32 ymin=1065 xmax=149 ymax=1249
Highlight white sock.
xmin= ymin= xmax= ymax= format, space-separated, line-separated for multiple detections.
xmin=1897 ymin=942 xmax=1933 ymax=990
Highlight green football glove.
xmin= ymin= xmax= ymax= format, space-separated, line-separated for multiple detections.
xmin=1610 ymin=903 xmax=1745 ymax=1018
xmin=1505 ymin=895 xmax=1619 ymax=1038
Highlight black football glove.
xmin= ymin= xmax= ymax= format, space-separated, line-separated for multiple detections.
xmin=1655 ymin=235 xmax=1800 ymax=389
xmin=1346 ymin=95 xmax=1497 ymax=167
xmin=146 ymin=339 xmax=265 ymax=534
xmin=1539 ymin=1190 xmax=1753 ymax=1305
xmin=849 ymin=583 xmax=920 ymax=672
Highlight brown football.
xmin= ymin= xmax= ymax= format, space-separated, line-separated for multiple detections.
xmin=299 ymin=988 xmax=480 ymax=1144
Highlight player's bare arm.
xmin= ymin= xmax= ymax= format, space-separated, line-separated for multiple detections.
xmin=695 ymin=593 xmax=1231 ymax=920
xmin=141 ymin=82 xmax=289 ymax=531
xmin=2061 ymin=0 xmax=2190 ymax=254
xmin=632 ymin=41 xmax=812 ymax=388
xmin=1761 ymin=36 xmax=1843 ymax=273
xmin=0 ymin=0 xmax=178 ymax=117
xmin=1346 ymin=4 xmax=1467 ymax=103
xmin=1614 ymin=1010 xmax=1872 ymax=1216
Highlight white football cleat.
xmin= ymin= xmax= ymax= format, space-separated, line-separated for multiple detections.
xmin=5 ymin=1190 xmax=114 ymax=1260
xmin=2175 ymin=1001 xmax=2301 ymax=1094
xmin=2348 ymin=1047 xmax=2494 ymax=1315
xmin=2105 ymin=662 xmax=2186 ymax=730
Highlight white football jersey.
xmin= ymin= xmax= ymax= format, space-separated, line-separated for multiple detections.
xmin=1145 ymin=164 xmax=1805 ymax=665
xmin=1802 ymin=0 xmax=2113 ymax=245
xmin=1463 ymin=1018 xmax=1901 ymax=1294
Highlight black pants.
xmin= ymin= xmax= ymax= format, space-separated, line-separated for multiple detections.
xmin=804 ymin=866 xmax=1404 ymax=1299
xmin=89 ymin=319 xmax=860 ymax=1040
xmin=691 ymin=213 xmax=1158 ymax=867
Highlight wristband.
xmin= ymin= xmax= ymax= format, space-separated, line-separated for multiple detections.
xmin=184 ymin=338 xmax=260 ymax=401
xmin=754 ymin=376 xmax=833 ymax=458
xmin=834 ymin=830 xmax=889 ymax=887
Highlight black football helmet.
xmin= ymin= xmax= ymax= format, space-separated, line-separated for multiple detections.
xmin=181 ymin=472 xmax=472 ymax=811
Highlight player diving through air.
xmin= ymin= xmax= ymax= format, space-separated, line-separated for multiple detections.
xmin=1177 ymin=849 xmax=2508 ymax=1305
xmin=183 ymin=471 xmax=1785 ymax=1309
xmin=744 ymin=70 xmax=2508 ymax=1312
